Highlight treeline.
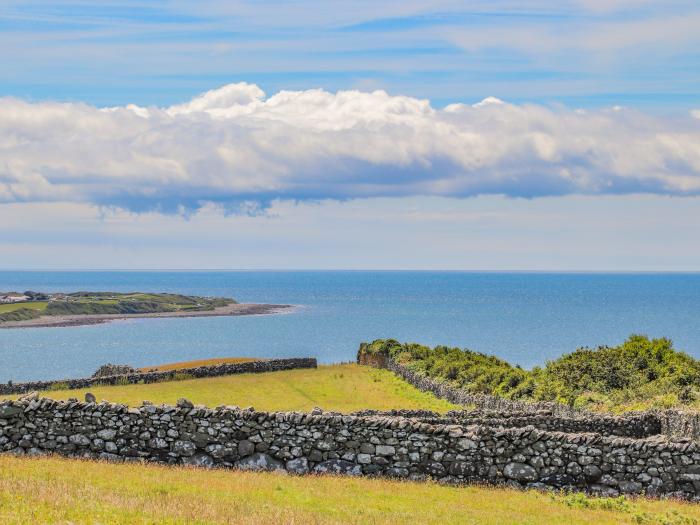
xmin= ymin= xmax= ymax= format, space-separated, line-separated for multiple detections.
xmin=358 ymin=336 xmax=700 ymax=411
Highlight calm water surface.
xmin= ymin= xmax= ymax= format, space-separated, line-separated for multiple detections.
xmin=0 ymin=271 xmax=698 ymax=382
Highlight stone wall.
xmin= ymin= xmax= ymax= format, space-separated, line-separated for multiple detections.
xmin=1 ymin=396 xmax=700 ymax=499
xmin=0 ymin=358 xmax=317 ymax=395
xmin=379 ymin=357 xmax=700 ymax=441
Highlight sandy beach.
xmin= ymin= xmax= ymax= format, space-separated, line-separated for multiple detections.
xmin=0 ymin=303 xmax=294 ymax=329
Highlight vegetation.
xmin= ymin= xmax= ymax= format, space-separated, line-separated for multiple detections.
xmin=0 ymin=307 xmax=42 ymax=323
xmin=359 ymin=336 xmax=700 ymax=411
xmin=1 ymin=456 xmax=699 ymax=525
xmin=139 ymin=357 xmax=259 ymax=372
xmin=5 ymin=364 xmax=458 ymax=413
xmin=0 ymin=291 xmax=235 ymax=323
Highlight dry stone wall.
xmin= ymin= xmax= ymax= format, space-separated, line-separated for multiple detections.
xmin=0 ymin=358 xmax=317 ymax=395
xmin=2 ymin=396 xmax=700 ymax=499
xmin=379 ymin=357 xmax=700 ymax=441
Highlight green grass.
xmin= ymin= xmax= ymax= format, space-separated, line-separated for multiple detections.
xmin=1 ymin=455 xmax=699 ymax=525
xmin=0 ymin=301 xmax=47 ymax=313
xmin=5 ymin=364 xmax=458 ymax=413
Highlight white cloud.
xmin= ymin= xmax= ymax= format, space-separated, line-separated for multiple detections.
xmin=0 ymin=83 xmax=699 ymax=212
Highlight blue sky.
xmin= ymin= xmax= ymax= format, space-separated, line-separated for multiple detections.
xmin=1 ymin=1 xmax=699 ymax=109
xmin=0 ymin=1 xmax=699 ymax=270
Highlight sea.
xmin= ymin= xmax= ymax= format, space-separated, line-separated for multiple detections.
xmin=0 ymin=271 xmax=699 ymax=383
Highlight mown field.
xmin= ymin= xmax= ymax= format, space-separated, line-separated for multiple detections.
xmin=9 ymin=364 xmax=458 ymax=413
xmin=2 ymin=455 xmax=699 ymax=525
xmin=0 ymin=301 xmax=47 ymax=313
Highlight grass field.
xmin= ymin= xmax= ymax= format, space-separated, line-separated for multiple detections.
xmin=0 ymin=301 xmax=47 ymax=313
xmin=139 ymin=356 xmax=259 ymax=372
xmin=2 ymin=455 xmax=699 ymax=525
xmin=6 ymin=364 xmax=458 ymax=413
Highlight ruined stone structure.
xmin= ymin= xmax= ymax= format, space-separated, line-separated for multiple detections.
xmin=1 ymin=395 xmax=700 ymax=499
xmin=0 ymin=358 xmax=318 ymax=395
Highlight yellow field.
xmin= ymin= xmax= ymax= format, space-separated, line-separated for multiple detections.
xmin=1 ymin=455 xmax=698 ymax=525
xmin=139 ymin=356 xmax=259 ymax=372
xmin=7 ymin=364 xmax=458 ymax=413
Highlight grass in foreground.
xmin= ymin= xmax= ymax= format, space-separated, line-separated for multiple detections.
xmin=1 ymin=455 xmax=698 ymax=525
xmin=138 ymin=357 xmax=259 ymax=372
xmin=7 ymin=364 xmax=458 ymax=413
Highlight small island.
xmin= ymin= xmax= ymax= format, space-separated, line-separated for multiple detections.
xmin=0 ymin=290 xmax=291 ymax=329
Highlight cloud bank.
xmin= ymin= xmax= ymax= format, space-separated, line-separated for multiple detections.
xmin=1 ymin=82 xmax=699 ymax=212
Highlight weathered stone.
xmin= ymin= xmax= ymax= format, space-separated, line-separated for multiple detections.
xmin=173 ymin=440 xmax=196 ymax=457
xmin=504 ymin=463 xmax=538 ymax=482
xmin=313 ymin=460 xmax=362 ymax=476
xmin=286 ymin=457 xmax=309 ymax=474
xmin=84 ymin=392 xmax=96 ymax=403
xmin=235 ymin=453 xmax=284 ymax=472
xmin=238 ymin=440 xmax=255 ymax=457
xmin=182 ymin=452 xmax=214 ymax=468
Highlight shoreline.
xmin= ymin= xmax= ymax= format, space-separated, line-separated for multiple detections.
xmin=0 ymin=303 xmax=295 ymax=329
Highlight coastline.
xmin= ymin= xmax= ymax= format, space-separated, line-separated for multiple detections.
xmin=0 ymin=303 xmax=295 ymax=329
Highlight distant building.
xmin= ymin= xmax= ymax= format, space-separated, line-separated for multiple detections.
xmin=0 ymin=293 xmax=29 ymax=303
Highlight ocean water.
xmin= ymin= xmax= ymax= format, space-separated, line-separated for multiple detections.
xmin=0 ymin=271 xmax=699 ymax=383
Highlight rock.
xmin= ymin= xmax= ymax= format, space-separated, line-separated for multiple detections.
xmin=583 ymin=465 xmax=603 ymax=481
xmin=84 ymin=392 xmax=96 ymax=403
xmin=173 ymin=440 xmax=196 ymax=457
xmin=286 ymin=458 xmax=309 ymax=474
xmin=238 ymin=440 xmax=255 ymax=457
xmin=96 ymin=429 xmax=117 ymax=440
xmin=589 ymin=484 xmax=620 ymax=497
xmin=235 ymin=453 xmax=284 ymax=472
xmin=312 ymin=460 xmax=362 ymax=476
xmin=18 ymin=391 xmax=39 ymax=402
xmin=182 ymin=452 xmax=215 ymax=468
xmin=177 ymin=398 xmax=194 ymax=409
xmin=68 ymin=434 xmax=91 ymax=447
xmin=375 ymin=445 xmax=395 ymax=456
xmin=540 ymin=474 xmax=577 ymax=487
xmin=386 ymin=467 xmax=409 ymax=478
xmin=618 ymin=481 xmax=643 ymax=494
xmin=92 ymin=364 xmax=136 ymax=378
xmin=0 ymin=405 xmax=22 ymax=418
xmin=504 ymin=462 xmax=538 ymax=483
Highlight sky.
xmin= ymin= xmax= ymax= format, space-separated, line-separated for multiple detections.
xmin=0 ymin=1 xmax=699 ymax=270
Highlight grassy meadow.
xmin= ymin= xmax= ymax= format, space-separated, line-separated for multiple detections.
xmin=0 ymin=301 xmax=48 ymax=313
xmin=2 ymin=455 xmax=699 ymax=525
xmin=6 ymin=364 xmax=458 ymax=413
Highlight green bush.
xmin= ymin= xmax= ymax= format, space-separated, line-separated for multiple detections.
xmin=358 ymin=335 xmax=700 ymax=410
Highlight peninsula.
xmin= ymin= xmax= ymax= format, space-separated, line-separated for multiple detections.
xmin=0 ymin=291 xmax=291 ymax=329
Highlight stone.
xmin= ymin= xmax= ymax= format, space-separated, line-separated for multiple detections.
xmin=540 ymin=474 xmax=577 ymax=487
xmin=0 ymin=405 xmax=22 ymax=418
xmin=504 ymin=462 xmax=538 ymax=483
xmin=84 ymin=392 xmax=96 ymax=403
xmin=618 ymin=481 xmax=643 ymax=494
xmin=96 ymin=429 xmax=117 ymax=440
xmin=182 ymin=452 xmax=214 ymax=468
xmin=177 ymin=398 xmax=194 ymax=409
xmin=68 ymin=434 xmax=91 ymax=447
xmin=583 ymin=465 xmax=603 ymax=481
xmin=375 ymin=445 xmax=395 ymax=456
xmin=286 ymin=457 xmax=309 ymax=474
xmin=173 ymin=440 xmax=196 ymax=457
xmin=235 ymin=453 xmax=284 ymax=472
xmin=357 ymin=453 xmax=372 ymax=464
xmin=238 ymin=440 xmax=255 ymax=457
xmin=313 ymin=460 xmax=362 ymax=476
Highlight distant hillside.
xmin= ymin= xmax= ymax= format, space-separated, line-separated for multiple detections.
xmin=0 ymin=292 xmax=235 ymax=323
xmin=358 ymin=336 xmax=700 ymax=411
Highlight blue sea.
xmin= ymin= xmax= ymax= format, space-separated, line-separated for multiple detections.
xmin=0 ymin=271 xmax=699 ymax=383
